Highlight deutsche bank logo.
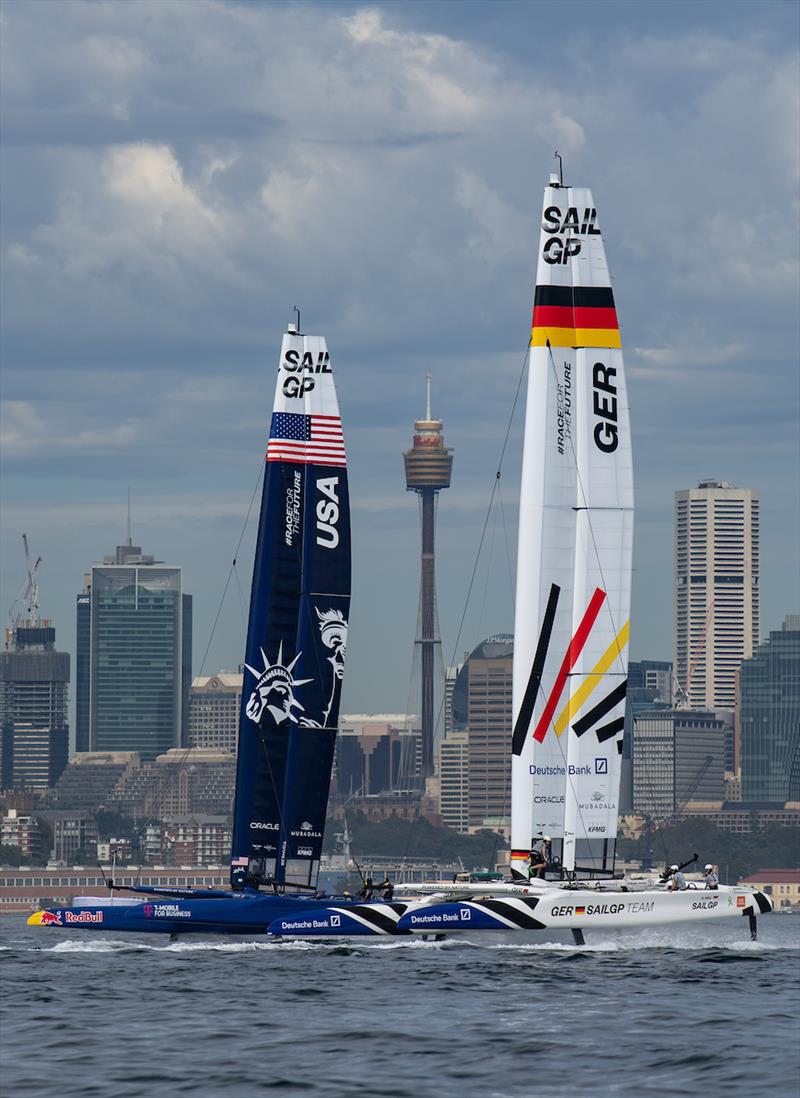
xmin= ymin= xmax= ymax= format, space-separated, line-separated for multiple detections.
xmin=330 ymin=914 xmax=341 ymax=927
xmin=595 ymin=758 xmax=608 ymax=775
xmin=460 ymin=908 xmax=471 ymax=921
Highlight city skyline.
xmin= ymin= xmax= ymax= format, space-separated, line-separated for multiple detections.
xmin=2 ymin=1 xmax=798 ymax=716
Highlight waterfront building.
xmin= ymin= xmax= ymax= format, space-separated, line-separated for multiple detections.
xmin=51 ymin=752 xmax=140 ymax=810
xmin=0 ymin=622 xmax=69 ymax=790
xmin=632 ymin=709 xmax=726 ymax=819
xmin=0 ymin=808 xmax=41 ymax=860
xmin=160 ymin=815 xmax=231 ymax=866
xmin=113 ymin=748 xmax=235 ymax=819
xmin=673 ymin=481 xmax=759 ymax=710
xmin=438 ymin=730 xmax=470 ymax=833
xmin=188 ymin=672 xmax=242 ymax=753
xmin=737 ymin=868 xmax=800 ymax=909
xmin=75 ymin=541 xmax=192 ymax=760
xmin=450 ymin=636 xmax=514 ymax=828
xmin=43 ymin=812 xmax=98 ymax=864
xmin=739 ymin=615 xmax=800 ymax=802
xmin=334 ymin=715 xmax=421 ymax=798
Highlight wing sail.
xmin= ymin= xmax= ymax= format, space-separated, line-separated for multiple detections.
xmin=231 ymin=334 xmax=351 ymax=888
xmin=511 ymin=184 xmax=633 ymax=876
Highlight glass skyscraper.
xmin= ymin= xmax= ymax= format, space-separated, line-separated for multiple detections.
xmin=739 ymin=615 xmax=800 ymax=802
xmin=75 ymin=543 xmax=192 ymax=761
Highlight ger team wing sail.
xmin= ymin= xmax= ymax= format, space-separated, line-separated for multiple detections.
xmin=231 ymin=328 xmax=350 ymax=889
xmin=510 ymin=180 xmax=634 ymax=876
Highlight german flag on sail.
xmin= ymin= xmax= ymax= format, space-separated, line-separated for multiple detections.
xmin=530 ymin=286 xmax=620 ymax=349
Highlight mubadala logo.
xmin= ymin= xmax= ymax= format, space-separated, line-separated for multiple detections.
xmin=291 ymin=821 xmax=322 ymax=839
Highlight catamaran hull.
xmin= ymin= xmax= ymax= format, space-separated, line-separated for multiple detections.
xmin=27 ymin=893 xmax=359 ymax=936
xmin=263 ymin=888 xmax=772 ymax=938
xmin=396 ymin=888 xmax=773 ymax=934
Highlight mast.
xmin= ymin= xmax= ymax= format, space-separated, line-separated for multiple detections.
xmin=510 ymin=172 xmax=633 ymax=877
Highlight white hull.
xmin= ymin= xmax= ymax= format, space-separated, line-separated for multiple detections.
xmin=398 ymin=884 xmax=772 ymax=935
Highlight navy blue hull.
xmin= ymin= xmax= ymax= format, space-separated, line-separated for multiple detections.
xmin=29 ymin=892 xmax=353 ymax=935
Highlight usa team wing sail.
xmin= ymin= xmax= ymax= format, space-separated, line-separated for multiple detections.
xmin=510 ymin=181 xmax=634 ymax=876
xmin=231 ymin=329 xmax=350 ymax=889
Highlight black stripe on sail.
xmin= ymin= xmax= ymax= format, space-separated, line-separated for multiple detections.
xmin=572 ymin=681 xmax=628 ymax=737
xmin=595 ymin=716 xmax=625 ymax=743
xmin=475 ymin=899 xmax=546 ymax=930
xmin=617 ymin=739 xmax=624 ymax=755
xmin=533 ymin=285 xmax=615 ymax=309
xmin=512 ymin=584 xmax=560 ymax=756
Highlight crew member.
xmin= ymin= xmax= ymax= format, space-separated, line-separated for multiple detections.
xmin=359 ymin=876 xmax=375 ymax=901
xmin=530 ymin=836 xmax=552 ymax=880
xmin=703 ymin=863 xmax=719 ymax=890
xmin=379 ymin=878 xmax=395 ymax=901
xmin=667 ymin=864 xmax=687 ymax=891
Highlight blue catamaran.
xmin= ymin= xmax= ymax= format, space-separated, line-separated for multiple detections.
xmin=29 ymin=319 xmax=356 ymax=936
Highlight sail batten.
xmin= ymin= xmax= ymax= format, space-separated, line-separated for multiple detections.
xmin=511 ymin=182 xmax=633 ymax=877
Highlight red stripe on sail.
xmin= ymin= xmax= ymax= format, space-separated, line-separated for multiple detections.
xmin=532 ymin=588 xmax=606 ymax=743
xmin=532 ymin=305 xmax=618 ymax=330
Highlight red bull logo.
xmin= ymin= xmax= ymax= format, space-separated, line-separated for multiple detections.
xmin=64 ymin=910 xmax=103 ymax=924
xmin=39 ymin=910 xmax=62 ymax=926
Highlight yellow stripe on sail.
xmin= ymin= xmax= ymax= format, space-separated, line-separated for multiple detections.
xmin=530 ymin=327 xmax=622 ymax=349
xmin=554 ymin=620 xmax=630 ymax=735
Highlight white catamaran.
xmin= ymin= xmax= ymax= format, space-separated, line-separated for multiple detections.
xmin=270 ymin=169 xmax=772 ymax=942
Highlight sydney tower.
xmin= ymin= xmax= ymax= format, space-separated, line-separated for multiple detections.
xmin=403 ymin=376 xmax=453 ymax=777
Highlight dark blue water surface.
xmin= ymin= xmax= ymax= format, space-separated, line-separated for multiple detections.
xmin=2 ymin=915 xmax=799 ymax=1097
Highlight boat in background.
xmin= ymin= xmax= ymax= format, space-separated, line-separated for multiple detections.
xmin=29 ymin=318 xmax=358 ymax=936
xmin=271 ymin=168 xmax=772 ymax=942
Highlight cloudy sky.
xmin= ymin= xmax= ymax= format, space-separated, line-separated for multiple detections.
xmin=2 ymin=0 xmax=798 ymax=720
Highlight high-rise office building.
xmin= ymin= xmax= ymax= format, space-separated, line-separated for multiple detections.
xmin=188 ymin=672 xmax=242 ymax=754
xmin=739 ymin=615 xmax=800 ymax=802
xmin=75 ymin=542 xmax=192 ymax=761
xmin=450 ymin=635 xmax=514 ymax=827
xmin=438 ymin=730 xmax=470 ymax=833
xmin=674 ymin=481 xmax=759 ymax=710
xmin=0 ymin=623 xmax=69 ymax=790
xmin=333 ymin=715 xmax=421 ymax=798
xmin=632 ymin=709 xmax=726 ymax=819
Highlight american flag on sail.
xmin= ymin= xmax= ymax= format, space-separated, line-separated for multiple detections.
xmin=267 ymin=412 xmax=346 ymax=466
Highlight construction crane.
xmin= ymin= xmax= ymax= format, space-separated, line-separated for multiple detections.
xmin=675 ymin=597 xmax=715 ymax=708
xmin=5 ymin=533 xmax=43 ymax=648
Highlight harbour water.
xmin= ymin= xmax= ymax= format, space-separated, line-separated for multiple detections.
xmin=2 ymin=914 xmax=798 ymax=1097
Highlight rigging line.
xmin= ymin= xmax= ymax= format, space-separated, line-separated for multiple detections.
xmin=129 ymin=463 xmax=265 ymax=882
xmin=496 ymin=481 xmax=516 ymax=611
xmin=440 ymin=346 xmax=529 ymax=722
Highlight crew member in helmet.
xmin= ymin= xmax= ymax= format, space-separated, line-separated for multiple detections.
xmin=530 ymin=836 xmax=553 ymax=880
xmin=703 ymin=863 xmax=719 ymax=890
xmin=667 ymin=864 xmax=687 ymax=891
